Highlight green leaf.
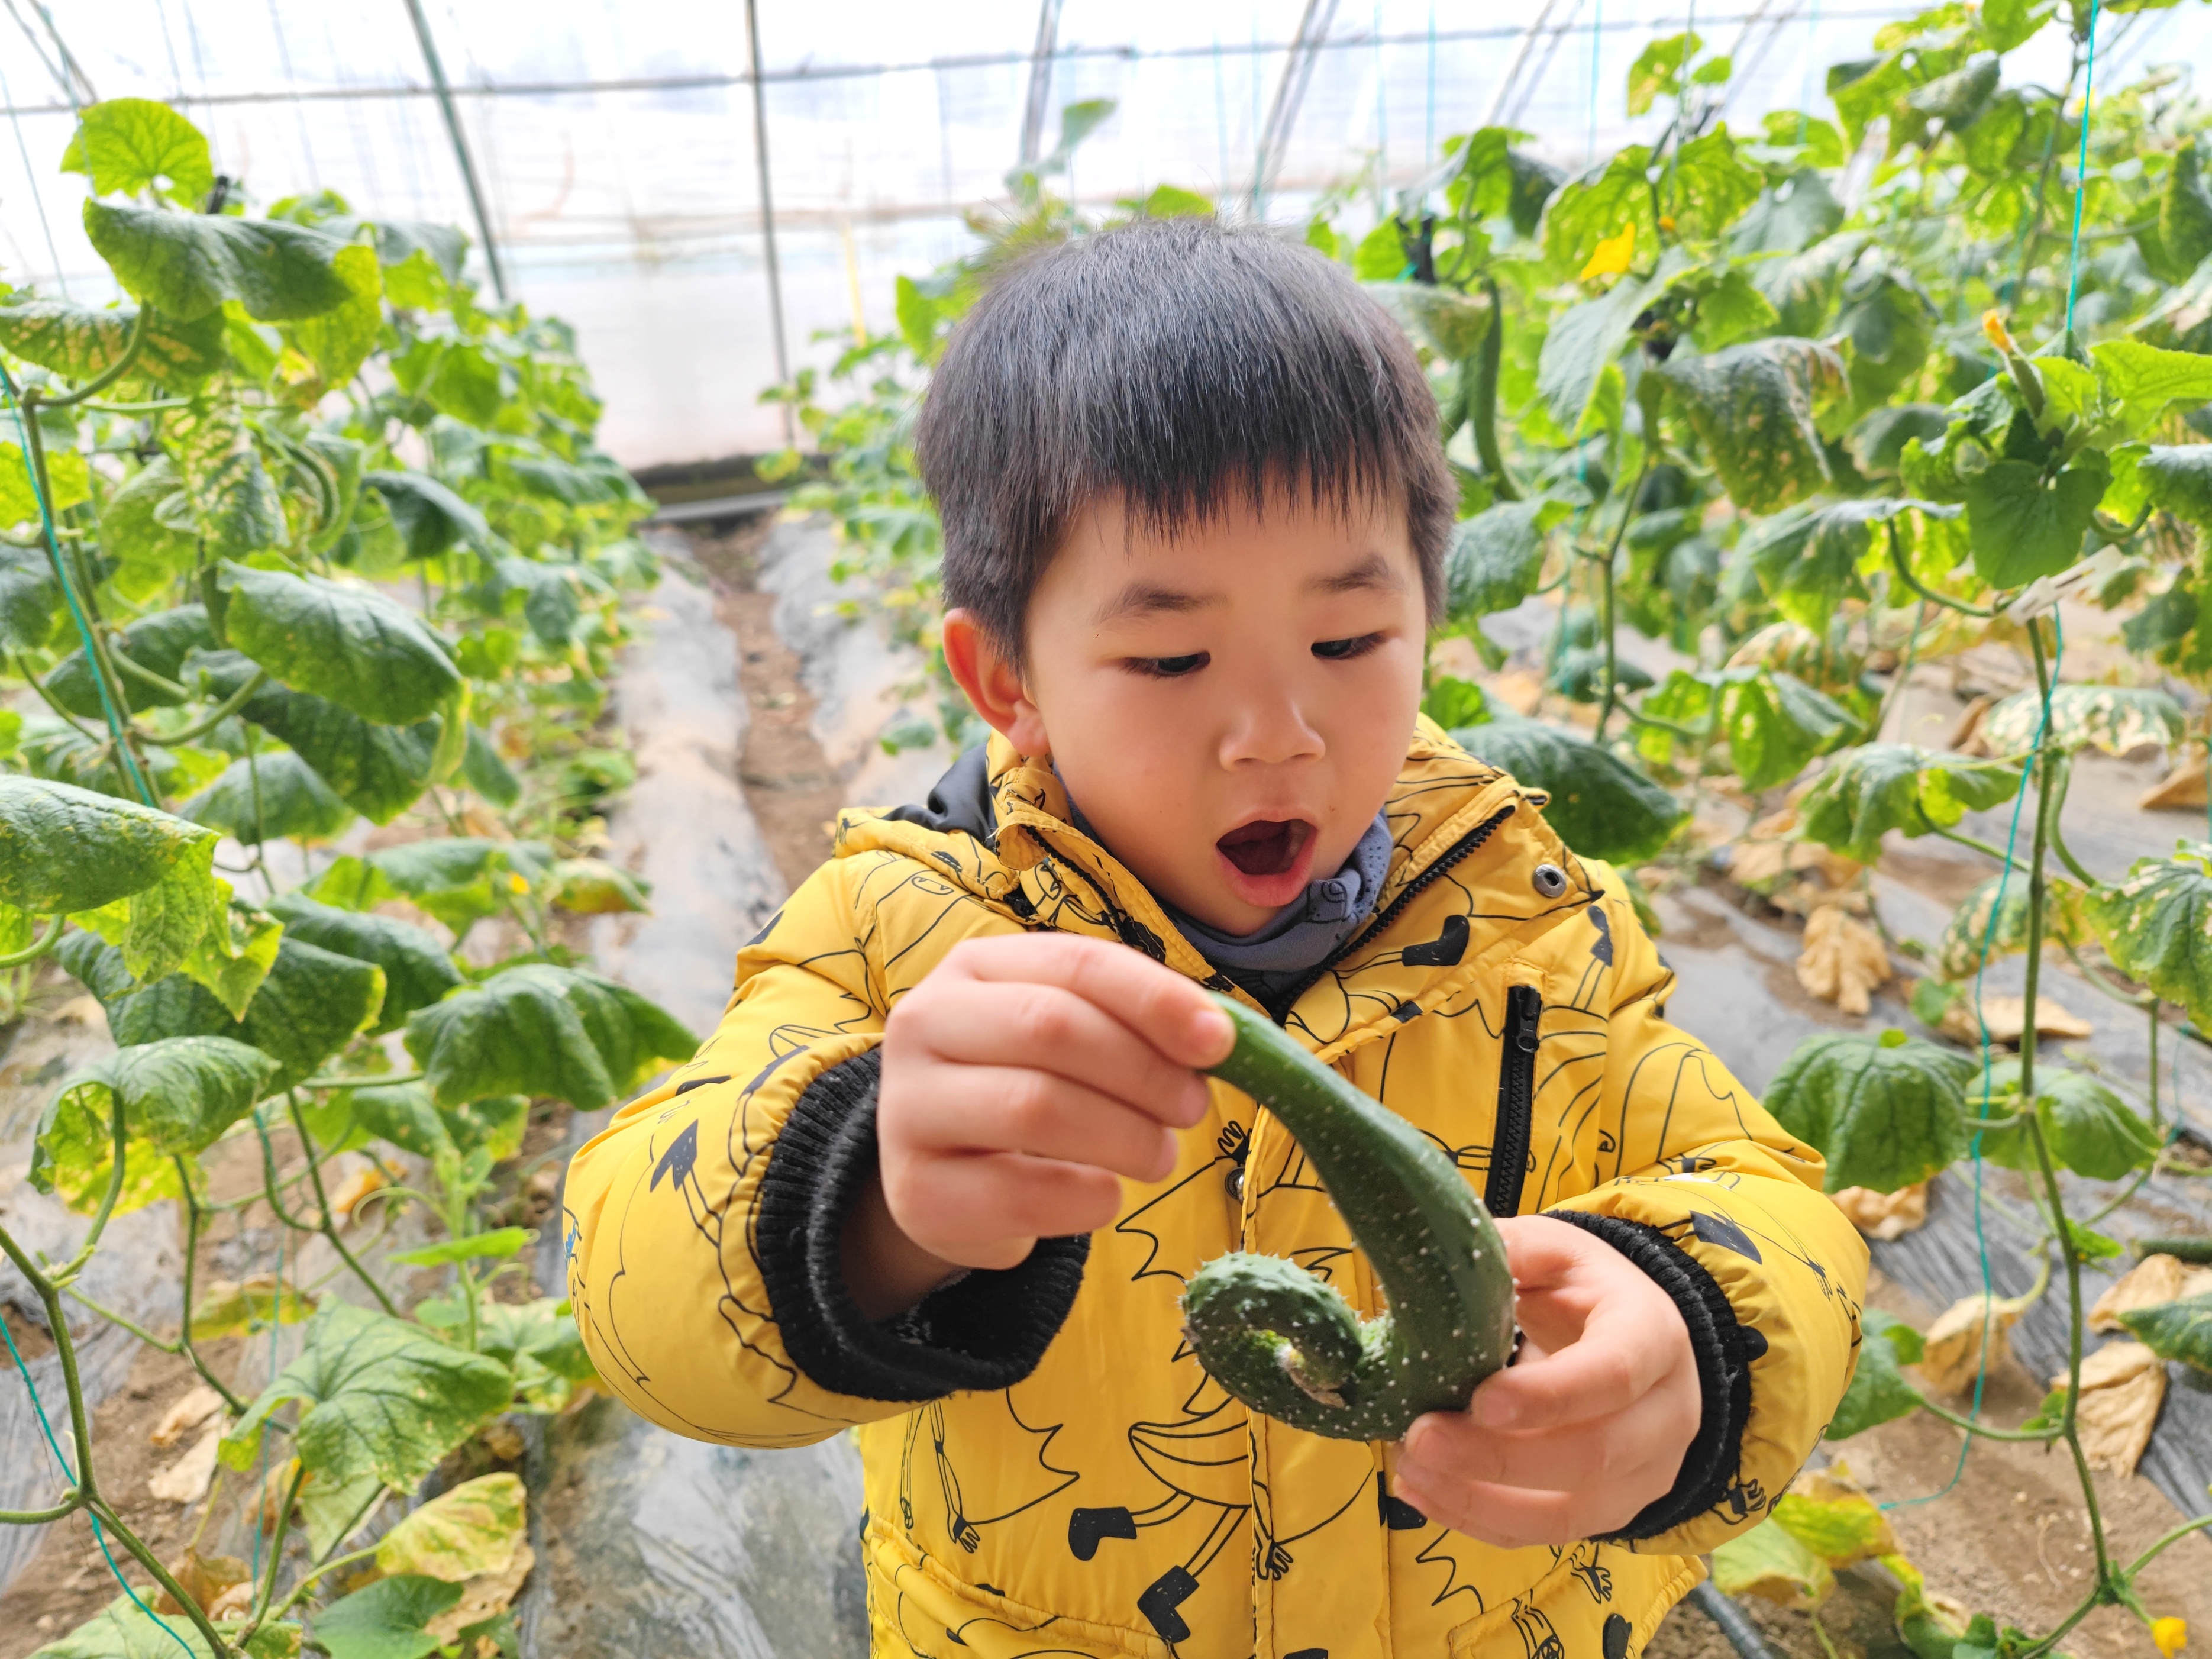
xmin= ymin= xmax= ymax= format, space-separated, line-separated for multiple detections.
xmin=1725 ymin=671 xmax=1859 ymax=793
xmin=47 ymin=604 xmax=214 ymax=718
xmin=164 ymin=399 xmax=284 ymax=554
xmin=221 ymin=562 xmax=460 ymax=724
xmin=1441 ymin=499 xmax=1573 ymax=621
xmin=1763 ymin=1029 xmax=1977 ymax=1193
xmin=1450 ymin=716 xmax=1687 ymax=863
xmin=179 ymin=897 xmax=287 ymax=1017
xmin=84 ymin=200 xmax=356 ymax=323
xmin=374 ymin=1473 xmax=525 ymax=1583
xmin=403 ymin=962 xmax=697 ymax=1111
xmin=1689 ymin=269 xmax=1779 ymax=352
xmin=1934 ymin=874 xmax=2087 ymax=983
xmin=1422 ymin=676 xmax=1490 ymax=729
xmin=1759 ymin=111 xmax=1847 ymax=169
xmin=2091 ymin=339 xmax=2212 ymax=438
xmin=1965 ymin=1060 xmax=2159 ymax=1180
xmin=0 ymin=443 xmax=89 ymax=526
xmin=2137 ymin=445 xmax=2212 ymax=527
xmin=1710 ymin=1518 xmax=1832 ymax=1609
xmin=1906 ymin=53 xmax=2000 ymax=127
xmin=220 ymin=1302 xmax=512 ymax=1488
xmin=286 ymin=241 xmax=385 ymax=386
xmin=312 ymin=1574 xmax=466 ymax=1659
xmin=0 ymin=775 xmax=217 ymax=916
xmin=1848 ymin=404 xmax=1951 ymax=477
xmin=1536 ymin=264 xmax=1666 ymax=430
xmin=1978 ymin=684 xmax=2183 ymax=757
xmin=461 ymin=727 xmax=522 ymax=808
xmin=263 ymin=892 xmax=460 ymax=1034
xmin=1961 ymin=454 xmax=2108 ymax=588
xmin=182 ymin=750 xmax=356 ymax=844
xmin=188 ymin=650 xmax=439 ymax=824
xmin=1362 ymin=280 xmax=1494 ymax=361
xmin=0 ymin=299 xmax=227 ymax=388
xmin=1829 ymin=1308 xmax=1926 ymax=1439
xmin=1797 ymin=745 xmax=2023 ymax=864
xmin=1670 ymin=130 xmax=1766 ymax=241
xmin=31 ymin=1595 xmax=298 ymax=1659
xmin=101 ymin=457 xmax=199 ymax=582
xmin=311 ymin=836 xmax=548 ymax=931
xmin=390 ymin=1227 xmax=532 ymax=1267
xmin=547 ymin=857 xmax=650 ymax=915
xmin=31 ymin=1036 xmax=279 ymax=1214
xmin=364 ymin=470 xmax=492 ymax=560
xmin=1542 ymin=145 xmax=1658 ymax=278
xmin=478 ymin=1296 xmax=596 ymax=1393
xmin=390 ymin=336 xmax=504 ymax=428
xmin=1660 ymin=338 xmax=1844 ymax=514
xmin=2086 ymin=843 xmax=2212 ymax=1029
xmin=1627 ymin=33 xmax=1702 ymax=115
xmin=327 ymin=215 xmax=468 ymax=282
xmin=60 ymin=98 xmax=215 ymax=203
xmin=1730 ymin=169 xmax=1845 ymax=256
xmin=0 ymin=543 xmax=62 ymax=650
xmin=2156 ymin=139 xmax=2212 ymax=283
xmin=2117 ymin=1292 xmax=2212 ymax=1373
xmin=1838 ymin=270 xmax=1936 ymax=415
xmin=334 ymin=1079 xmax=455 ymax=1161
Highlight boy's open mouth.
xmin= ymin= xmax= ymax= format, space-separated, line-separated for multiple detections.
xmin=1216 ymin=818 xmax=1316 ymax=879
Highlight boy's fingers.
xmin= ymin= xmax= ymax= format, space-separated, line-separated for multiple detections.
xmin=942 ymin=934 xmax=1233 ymax=1067
xmin=1467 ymin=1294 xmax=1675 ymax=1432
xmin=1401 ymin=1387 xmax=1687 ymax=1494
xmin=905 ymin=979 xmax=1212 ymax=1128
xmin=898 ymin=1065 xmax=1181 ymax=1182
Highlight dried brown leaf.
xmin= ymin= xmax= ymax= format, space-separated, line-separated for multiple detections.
xmin=1832 ymin=1183 xmax=1928 ymax=1241
xmin=153 ymin=1550 xmax=250 ymax=1618
xmin=1949 ymin=693 xmax=1995 ymax=755
xmin=2139 ymin=764 xmax=2207 ymax=812
xmin=2090 ymin=1255 xmax=2212 ymax=1332
xmin=425 ymin=1542 xmax=535 ymax=1645
xmin=1796 ymin=906 xmax=1892 ymax=1016
xmin=1732 ymin=841 xmax=1793 ymax=885
xmin=1938 ymin=993 xmax=2093 ymax=1047
xmin=149 ymin=1384 xmax=224 ymax=1449
xmin=148 ymin=1422 xmax=222 ymax=1506
xmin=2056 ymin=1342 xmax=2166 ymax=1476
xmin=1916 ymin=1293 xmax=2023 ymax=1396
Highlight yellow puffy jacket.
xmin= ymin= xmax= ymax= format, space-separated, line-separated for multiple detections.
xmin=564 ymin=723 xmax=1868 ymax=1659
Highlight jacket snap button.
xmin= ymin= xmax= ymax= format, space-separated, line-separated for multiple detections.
xmin=1225 ymin=1165 xmax=1245 ymax=1201
xmin=1532 ymin=863 xmax=1568 ymax=898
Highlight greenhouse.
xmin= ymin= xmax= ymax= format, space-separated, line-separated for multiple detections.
xmin=3 ymin=1 xmax=2212 ymax=1657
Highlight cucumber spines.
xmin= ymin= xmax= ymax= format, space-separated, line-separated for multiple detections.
xmin=1181 ymin=993 xmax=1516 ymax=1442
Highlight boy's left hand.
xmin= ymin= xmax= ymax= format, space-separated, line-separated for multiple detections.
xmin=1393 ymin=1215 xmax=1702 ymax=1548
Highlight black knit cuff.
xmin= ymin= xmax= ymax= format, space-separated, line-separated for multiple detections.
xmin=753 ymin=1046 xmax=1091 ymax=1403
xmin=1547 ymin=1209 xmax=1754 ymax=1542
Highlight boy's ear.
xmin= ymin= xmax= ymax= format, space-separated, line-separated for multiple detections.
xmin=942 ymin=609 xmax=1049 ymax=755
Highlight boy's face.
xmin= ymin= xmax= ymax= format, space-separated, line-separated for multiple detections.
xmin=948 ymin=488 xmax=1426 ymax=937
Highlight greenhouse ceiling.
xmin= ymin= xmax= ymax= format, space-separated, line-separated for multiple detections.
xmin=4 ymin=0 xmax=2208 ymax=465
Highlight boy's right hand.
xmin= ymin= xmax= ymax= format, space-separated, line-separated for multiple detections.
xmin=848 ymin=934 xmax=1232 ymax=1318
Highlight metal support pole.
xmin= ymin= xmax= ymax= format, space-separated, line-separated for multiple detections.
xmin=1251 ymin=0 xmax=1338 ymax=215
xmin=400 ymin=0 xmax=509 ymax=302
xmin=1018 ymin=0 xmax=1064 ymax=167
xmin=744 ymin=0 xmax=795 ymax=446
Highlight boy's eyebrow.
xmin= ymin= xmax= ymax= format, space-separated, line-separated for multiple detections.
xmin=1306 ymin=551 xmax=1407 ymax=595
xmin=1092 ymin=581 xmax=1224 ymax=624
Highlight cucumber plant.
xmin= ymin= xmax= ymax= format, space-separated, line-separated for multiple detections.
xmin=1 ymin=99 xmax=691 ymax=1658
xmin=774 ymin=4 xmax=2212 ymax=1650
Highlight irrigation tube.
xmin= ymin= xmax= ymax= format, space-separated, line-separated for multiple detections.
xmin=1690 ymin=1581 xmax=1783 ymax=1659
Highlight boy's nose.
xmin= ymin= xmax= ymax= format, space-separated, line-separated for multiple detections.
xmin=1218 ymin=695 xmax=1326 ymax=769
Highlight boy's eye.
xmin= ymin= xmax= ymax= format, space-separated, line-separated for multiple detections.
xmin=1131 ymin=651 xmax=1210 ymax=679
xmin=1313 ymin=634 xmax=1383 ymax=660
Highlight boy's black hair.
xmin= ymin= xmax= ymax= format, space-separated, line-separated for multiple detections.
xmin=915 ymin=216 xmax=1453 ymax=661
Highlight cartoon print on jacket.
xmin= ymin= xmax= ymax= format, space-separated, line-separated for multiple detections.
xmin=562 ymin=721 xmax=1868 ymax=1658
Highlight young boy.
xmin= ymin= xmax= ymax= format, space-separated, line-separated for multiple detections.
xmin=564 ymin=218 xmax=1867 ymax=1659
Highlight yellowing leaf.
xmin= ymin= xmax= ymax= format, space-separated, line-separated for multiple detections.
xmin=1580 ymin=222 xmax=1637 ymax=281
xmin=1773 ymin=1466 xmax=1896 ymax=1565
xmin=374 ymin=1472 xmax=526 ymax=1583
xmin=1712 ymin=1516 xmax=1832 ymax=1608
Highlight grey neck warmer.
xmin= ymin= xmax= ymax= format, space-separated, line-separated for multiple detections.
xmin=1060 ymin=786 xmax=1394 ymax=988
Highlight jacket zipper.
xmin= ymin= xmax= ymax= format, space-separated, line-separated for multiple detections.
xmin=1265 ymin=803 xmax=1520 ymax=1019
xmin=1484 ymin=984 xmax=1542 ymax=1216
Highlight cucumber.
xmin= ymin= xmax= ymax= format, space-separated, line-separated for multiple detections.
xmin=1182 ymin=992 xmax=1517 ymax=1441
xmin=2135 ymin=1235 xmax=2212 ymax=1264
